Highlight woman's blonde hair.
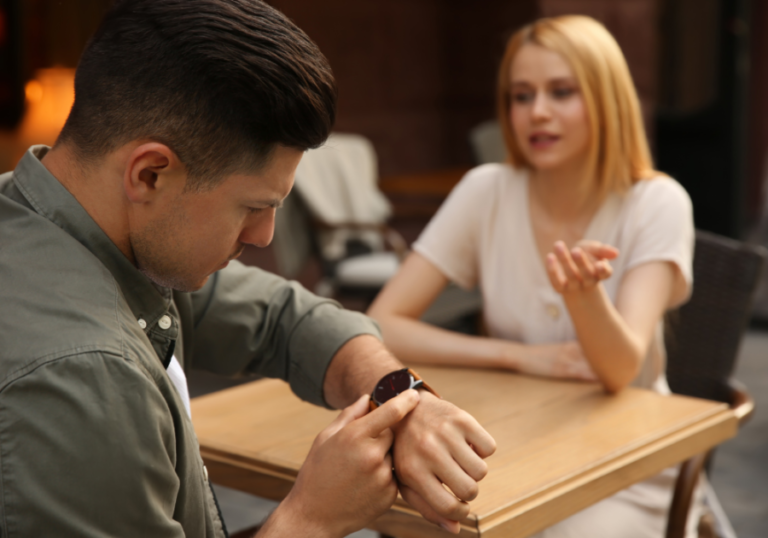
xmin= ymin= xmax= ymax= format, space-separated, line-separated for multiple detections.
xmin=497 ymin=15 xmax=658 ymax=197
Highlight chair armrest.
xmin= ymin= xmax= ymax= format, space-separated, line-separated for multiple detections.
xmin=728 ymin=378 xmax=755 ymax=425
xmin=380 ymin=225 xmax=409 ymax=261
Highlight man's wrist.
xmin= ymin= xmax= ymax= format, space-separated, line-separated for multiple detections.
xmin=323 ymin=334 xmax=404 ymax=409
xmin=259 ymin=496 xmax=336 ymax=538
xmin=369 ymin=368 xmax=440 ymax=410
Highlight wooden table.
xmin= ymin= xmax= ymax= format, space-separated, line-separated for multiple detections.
xmin=191 ymin=367 xmax=737 ymax=538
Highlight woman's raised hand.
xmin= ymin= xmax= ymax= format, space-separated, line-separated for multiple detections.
xmin=546 ymin=240 xmax=619 ymax=294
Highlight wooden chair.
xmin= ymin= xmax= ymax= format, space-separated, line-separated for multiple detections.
xmin=664 ymin=230 xmax=766 ymax=538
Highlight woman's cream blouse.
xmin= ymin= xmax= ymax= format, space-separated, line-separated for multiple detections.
xmin=413 ymin=164 xmax=695 ymax=392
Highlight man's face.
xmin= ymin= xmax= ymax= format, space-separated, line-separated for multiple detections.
xmin=131 ymin=146 xmax=303 ymax=291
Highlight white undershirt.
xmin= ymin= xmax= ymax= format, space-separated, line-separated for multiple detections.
xmin=167 ymin=355 xmax=191 ymax=418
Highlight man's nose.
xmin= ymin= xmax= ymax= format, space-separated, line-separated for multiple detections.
xmin=239 ymin=209 xmax=276 ymax=248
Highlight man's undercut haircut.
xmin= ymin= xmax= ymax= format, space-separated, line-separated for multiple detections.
xmin=58 ymin=0 xmax=336 ymax=190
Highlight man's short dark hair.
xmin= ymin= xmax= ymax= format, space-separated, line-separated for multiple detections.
xmin=58 ymin=0 xmax=336 ymax=189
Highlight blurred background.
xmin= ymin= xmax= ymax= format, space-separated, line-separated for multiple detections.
xmin=3 ymin=0 xmax=767 ymax=237
xmin=1 ymin=1 xmax=766 ymax=536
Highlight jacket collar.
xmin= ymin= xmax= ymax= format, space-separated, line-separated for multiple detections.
xmin=12 ymin=146 xmax=176 ymax=340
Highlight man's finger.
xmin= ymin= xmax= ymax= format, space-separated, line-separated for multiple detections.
xmin=399 ymin=483 xmax=461 ymax=534
xmin=403 ymin=470 xmax=471 ymax=522
xmin=431 ymin=450 xmax=480 ymax=502
xmin=449 ymin=438 xmax=489 ymax=482
xmin=464 ymin=424 xmax=497 ymax=459
xmin=361 ymin=389 xmax=420 ymax=438
xmin=322 ymin=394 xmax=370 ymax=440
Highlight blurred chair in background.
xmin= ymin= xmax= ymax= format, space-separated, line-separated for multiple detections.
xmin=273 ymin=132 xmax=483 ymax=326
xmin=664 ymin=230 xmax=766 ymax=538
xmin=272 ymin=133 xmax=407 ymax=302
xmin=468 ymin=119 xmax=506 ymax=165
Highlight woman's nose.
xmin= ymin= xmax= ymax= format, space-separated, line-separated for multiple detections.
xmin=531 ymin=91 xmax=551 ymax=120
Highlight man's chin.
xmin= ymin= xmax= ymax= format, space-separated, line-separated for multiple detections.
xmin=184 ymin=274 xmax=211 ymax=292
xmin=139 ymin=267 xmax=211 ymax=293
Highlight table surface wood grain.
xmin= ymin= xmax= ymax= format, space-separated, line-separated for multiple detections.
xmin=191 ymin=366 xmax=737 ymax=538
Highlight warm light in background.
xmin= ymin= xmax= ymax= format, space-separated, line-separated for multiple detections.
xmin=18 ymin=67 xmax=75 ymax=149
xmin=25 ymin=79 xmax=44 ymax=104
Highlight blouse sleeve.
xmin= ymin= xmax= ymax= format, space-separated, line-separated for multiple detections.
xmin=412 ymin=165 xmax=498 ymax=289
xmin=622 ymin=177 xmax=695 ymax=307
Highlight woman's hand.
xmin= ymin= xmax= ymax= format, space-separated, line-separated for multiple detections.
xmin=503 ymin=340 xmax=598 ymax=381
xmin=546 ymin=240 xmax=619 ymax=294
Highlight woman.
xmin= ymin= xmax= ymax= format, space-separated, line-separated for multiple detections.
xmin=368 ymin=15 xmax=697 ymax=538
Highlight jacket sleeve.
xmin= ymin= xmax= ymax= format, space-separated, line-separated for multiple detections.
xmin=186 ymin=261 xmax=381 ymax=407
xmin=0 ymin=351 xmax=190 ymax=537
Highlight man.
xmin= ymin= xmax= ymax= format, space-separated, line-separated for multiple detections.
xmin=0 ymin=1 xmax=496 ymax=537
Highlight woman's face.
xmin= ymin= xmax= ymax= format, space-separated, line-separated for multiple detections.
xmin=509 ymin=44 xmax=590 ymax=173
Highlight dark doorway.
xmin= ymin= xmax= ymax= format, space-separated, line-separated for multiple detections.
xmin=655 ymin=0 xmax=751 ymax=239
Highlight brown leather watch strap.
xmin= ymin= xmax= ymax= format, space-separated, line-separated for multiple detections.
xmin=407 ymin=368 xmax=441 ymax=399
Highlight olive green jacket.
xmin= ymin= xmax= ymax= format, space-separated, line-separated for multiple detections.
xmin=0 ymin=146 xmax=380 ymax=537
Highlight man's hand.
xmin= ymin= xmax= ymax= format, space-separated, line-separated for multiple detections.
xmin=391 ymin=392 xmax=497 ymax=534
xmin=322 ymin=335 xmax=497 ymax=533
xmin=261 ymin=390 xmax=420 ymax=538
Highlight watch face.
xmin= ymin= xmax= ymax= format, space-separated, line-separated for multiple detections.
xmin=373 ymin=369 xmax=413 ymax=405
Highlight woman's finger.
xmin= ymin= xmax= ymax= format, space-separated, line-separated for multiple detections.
xmin=595 ymin=260 xmax=614 ymax=281
xmin=578 ymin=240 xmax=619 ymax=260
xmin=546 ymin=253 xmax=567 ymax=292
xmin=571 ymin=248 xmax=597 ymax=287
xmin=553 ymin=242 xmax=582 ymax=287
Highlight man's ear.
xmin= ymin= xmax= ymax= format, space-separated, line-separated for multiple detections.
xmin=123 ymin=142 xmax=186 ymax=204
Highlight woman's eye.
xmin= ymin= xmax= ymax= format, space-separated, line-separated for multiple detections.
xmin=513 ymin=92 xmax=534 ymax=103
xmin=247 ymin=207 xmax=263 ymax=214
xmin=552 ymin=87 xmax=576 ymax=99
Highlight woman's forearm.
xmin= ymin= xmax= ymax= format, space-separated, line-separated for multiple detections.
xmin=563 ymin=284 xmax=644 ymax=392
xmin=372 ymin=314 xmax=512 ymax=369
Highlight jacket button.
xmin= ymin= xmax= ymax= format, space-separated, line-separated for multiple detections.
xmin=158 ymin=315 xmax=172 ymax=330
xmin=138 ymin=318 xmax=147 ymax=329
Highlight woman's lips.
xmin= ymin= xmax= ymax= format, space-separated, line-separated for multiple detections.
xmin=529 ymin=133 xmax=560 ymax=150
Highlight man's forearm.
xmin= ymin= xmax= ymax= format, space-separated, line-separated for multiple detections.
xmin=323 ymin=334 xmax=403 ymax=409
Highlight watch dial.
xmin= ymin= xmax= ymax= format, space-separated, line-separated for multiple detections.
xmin=373 ymin=369 xmax=412 ymax=404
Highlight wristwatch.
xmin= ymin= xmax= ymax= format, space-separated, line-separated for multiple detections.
xmin=369 ymin=368 xmax=440 ymax=411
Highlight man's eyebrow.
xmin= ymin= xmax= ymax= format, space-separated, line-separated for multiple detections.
xmin=251 ymin=198 xmax=284 ymax=209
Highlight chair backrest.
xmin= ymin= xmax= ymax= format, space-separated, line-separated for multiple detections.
xmin=468 ymin=120 xmax=507 ymax=165
xmin=292 ymin=132 xmax=391 ymax=226
xmin=273 ymin=133 xmax=391 ymax=277
xmin=665 ymin=230 xmax=767 ymax=403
